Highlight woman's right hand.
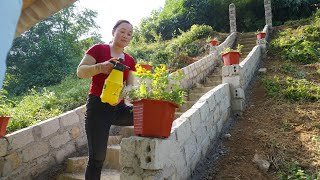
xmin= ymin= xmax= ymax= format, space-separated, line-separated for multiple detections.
xmin=98 ymin=58 xmax=116 ymax=74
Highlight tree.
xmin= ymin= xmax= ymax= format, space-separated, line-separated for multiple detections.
xmin=4 ymin=4 xmax=102 ymax=95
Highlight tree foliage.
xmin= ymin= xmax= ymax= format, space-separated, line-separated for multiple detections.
xmin=132 ymin=0 xmax=319 ymax=43
xmin=4 ymin=5 xmax=102 ymax=95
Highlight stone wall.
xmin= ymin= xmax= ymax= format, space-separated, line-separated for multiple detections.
xmin=119 ymin=25 xmax=272 ymax=179
xmin=120 ymin=84 xmax=231 ymax=179
xmin=180 ymin=32 xmax=237 ymax=90
xmin=222 ymin=24 xmax=270 ymax=116
xmin=119 ymin=32 xmax=238 ymax=180
xmin=0 ymin=32 xmax=238 ymax=179
xmin=0 ymin=105 xmax=87 ymax=179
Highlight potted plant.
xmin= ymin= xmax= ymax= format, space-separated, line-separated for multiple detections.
xmin=221 ymin=44 xmax=243 ymax=66
xmin=256 ymin=30 xmax=266 ymax=40
xmin=127 ymin=64 xmax=185 ymax=138
xmin=136 ymin=59 xmax=153 ymax=71
xmin=0 ymin=104 xmax=11 ymax=137
xmin=209 ymin=39 xmax=219 ymax=46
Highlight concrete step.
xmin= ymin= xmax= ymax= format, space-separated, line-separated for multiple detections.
xmin=57 ymin=169 xmax=120 ymax=180
xmin=240 ymin=33 xmax=256 ymax=39
xmin=203 ymin=80 xmax=220 ymax=87
xmin=239 ymin=40 xmax=256 ymax=45
xmin=65 ymin=145 xmax=121 ymax=174
xmin=66 ymin=156 xmax=88 ymax=173
xmin=107 ymin=135 xmax=122 ymax=146
xmin=206 ymin=75 xmax=221 ymax=81
xmin=190 ymin=86 xmax=214 ymax=93
xmin=188 ymin=92 xmax=205 ymax=101
xmin=177 ymin=101 xmax=196 ymax=112
xmin=120 ymin=126 xmax=135 ymax=138
xmin=242 ymin=46 xmax=254 ymax=52
xmin=104 ymin=145 xmax=121 ymax=170
xmin=174 ymin=112 xmax=184 ymax=120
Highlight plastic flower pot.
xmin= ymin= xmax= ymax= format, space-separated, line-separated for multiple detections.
xmin=139 ymin=64 xmax=153 ymax=71
xmin=0 ymin=116 xmax=11 ymax=137
xmin=256 ymin=32 xmax=266 ymax=40
xmin=209 ymin=39 xmax=218 ymax=46
xmin=132 ymin=99 xmax=178 ymax=138
xmin=221 ymin=51 xmax=241 ymax=66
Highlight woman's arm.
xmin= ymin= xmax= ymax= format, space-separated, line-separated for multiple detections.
xmin=77 ymin=54 xmax=114 ymax=78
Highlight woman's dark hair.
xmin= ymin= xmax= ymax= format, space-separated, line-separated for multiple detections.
xmin=112 ymin=20 xmax=132 ymax=32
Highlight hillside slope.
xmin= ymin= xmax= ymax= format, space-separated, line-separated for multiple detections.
xmin=193 ymin=26 xmax=320 ymax=179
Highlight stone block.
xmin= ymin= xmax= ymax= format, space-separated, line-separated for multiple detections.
xmin=70 ymin=127 xmax=81 ymax=139
xmin=174 ymin=117 xmax=192 ymax=144
xmin=233 ymin=88 xmax=245 ymax=99
xmin=35 ymin=117 xmax=60 ymax=138
xmin=216 ymin=119 xmax=224 ymax=135
xmin=232 ymin=99 xmax=246 ymax=112
xmin=7 ymin=126 xmax=34 ymax=150
xmin=194 ymin=125 xmax=206 ymax=145
xmin=120 ymin=137 xmax=137 ymax=168
xmin=194 ymin=101 xmax=209 ymax=124
xmin=182 ymin=107 xmax=201 ymax=133
xmin=213 ymin=105 xmax=221 ymax=124
xmin=184 ymin=135 xmax=197 ymax=168
xmin=55 ymin=143 xmax=76 ymax=163
xmin=0 ymin=139 xmax=8 ymax=157
xmin=1 ymin=152 xmax=21 ymax=176
xmin=222 ymin=75 xmax=242 ymax=89
xmin=74 ymin=105 xmax=86 ymax=122
xmin=207 ymin=94 xmax=217 ymax=112
xmin=49 ymin=131 xmax=71 ymax=148
xmin=207 ymin=122 xmax=218 ymax=141
xmin=66 ymin=156 xmax=88 ymax=173
xmin=104 ymin=145 xmax=121 ymax=170
xmin=59 ymin=110 xmax=80 ymax=127
xmin=75 ymin=135 xmax=87 ymax=149
xmin=222 ymin=64 xmax=240 ymax=77
xmin=22 ymin=142 xmax=49 ymax=162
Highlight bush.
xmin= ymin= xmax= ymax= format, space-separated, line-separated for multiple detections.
xmin=263 ymin=76 xmax=320 ymax=102
xmin=270 ymin=9 xmax=320 ymax=64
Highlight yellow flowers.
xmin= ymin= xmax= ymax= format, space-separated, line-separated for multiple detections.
xmin=128 ymin=64 xmax=186 ymax=106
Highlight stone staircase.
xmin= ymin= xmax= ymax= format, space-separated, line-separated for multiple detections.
xmin=57 ymin=65 xmax=223 ymax=180
xmin=57 ymin=32 xmax=258 ymax=179
xmin=236 ymin=32 xmax=257 ymax=62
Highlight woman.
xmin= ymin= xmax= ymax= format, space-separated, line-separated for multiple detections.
xmin=77 ymin=20 xmax=136 ymax=180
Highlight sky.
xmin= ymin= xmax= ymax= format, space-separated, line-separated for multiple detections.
xmin=77 ymin=0 xmax=166 ymax=42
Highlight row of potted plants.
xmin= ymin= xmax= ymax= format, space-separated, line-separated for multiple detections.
xmin=208 ymin=31 xmax=266 ymax=47
xmin=0 ymin=31 xmax=267 ymax=139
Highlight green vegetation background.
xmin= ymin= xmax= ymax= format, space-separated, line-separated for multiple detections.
xmin=0 ymin=0 xmax=319 ymax=133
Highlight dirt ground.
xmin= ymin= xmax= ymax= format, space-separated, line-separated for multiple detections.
xmin=192 ymin=32 xmax=320 ymax=179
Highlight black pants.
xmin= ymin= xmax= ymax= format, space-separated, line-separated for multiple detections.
xmin=84 ymin=94 xmax=133 ymax=180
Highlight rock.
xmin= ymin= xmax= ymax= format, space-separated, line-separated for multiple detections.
xmin=258 ymin=68 xmax=267 ymax=73
xmin=224 ymin=133 xmax=231 ymax=139
xmin=252 ymin=153 xmax=270 ymax=172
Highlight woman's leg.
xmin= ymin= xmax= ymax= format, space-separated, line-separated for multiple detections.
xmin=111 ymin=102 xmax=134 ymax=126
xmin=85 ymin=95 xmax=114 ymax=180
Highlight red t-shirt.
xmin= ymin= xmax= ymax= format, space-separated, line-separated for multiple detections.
xmin=86 ymin=44 xmax=136 ymax=97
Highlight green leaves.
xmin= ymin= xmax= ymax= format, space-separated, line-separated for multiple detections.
xmin=4 ymin=5 xmax=102 ymax=95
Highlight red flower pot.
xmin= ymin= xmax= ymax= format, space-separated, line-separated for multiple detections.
xmin=209 ymin=40 xmax=218 ymax=46
xmin=139 ymin=64 xmax=153 ymax=71
xmin=0 ymin=116 xmax=11 ymax=137
xmin=256 ymin=32 xmax=266 ymax=40
xmin=221 ymin=51 xmax=241 ymax=66
xmin=132 ymin=99 xmax=178 ymax=138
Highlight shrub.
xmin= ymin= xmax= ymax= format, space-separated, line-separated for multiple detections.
xmin=263 ymin=76 xmax=320 ymax=102
xmin=270 ymin=10 xmax=320 ymax=64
